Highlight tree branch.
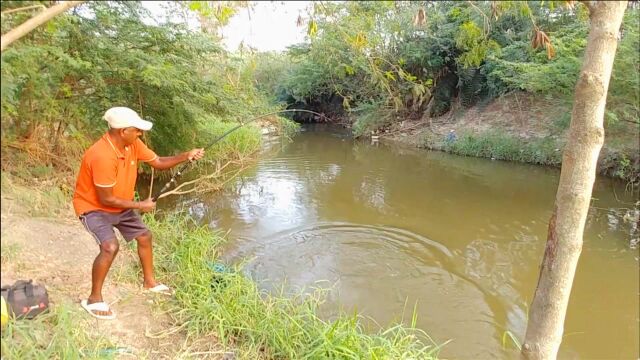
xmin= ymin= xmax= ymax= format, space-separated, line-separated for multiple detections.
xmin=466 ymin=1 xmax=491 ymax=37
xmin=1 ymin=1 xmax=85 ymax=52
xmin=157 ymin=161 xmax=235 ymax=199
xmin=158 ymin=164 xmax=246 ymax=199
xmin=1 ymin=5 xmax=46 ymax=16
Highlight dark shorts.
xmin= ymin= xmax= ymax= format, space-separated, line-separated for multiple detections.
xmin=79 ymin=209 xmax=149 ymax=245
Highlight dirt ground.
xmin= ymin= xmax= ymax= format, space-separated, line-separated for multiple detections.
xmin=0 ymin=194 xmax=223 ymax=358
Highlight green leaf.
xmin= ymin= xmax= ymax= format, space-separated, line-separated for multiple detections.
xmin=308 ymin=20 xmax=318 ymax=37
xmin=519 ymin=3 xmax=532 ymax=18
xmin=342 ymin=97 xmax=351 ymax=110
xmin=343 ymin=64 xmax=355 ymax=75
xmin=384 ymin=71 xmax=396 ymax=81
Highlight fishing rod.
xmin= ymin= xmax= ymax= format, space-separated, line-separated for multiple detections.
xmin=151 ymin=109 xmax=331 ymax=201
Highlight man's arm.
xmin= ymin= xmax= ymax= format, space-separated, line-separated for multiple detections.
xmin=95 ymin=186 xmax=156 ymax=212
xmin=147 ymin=148 xmax=205 ymax=170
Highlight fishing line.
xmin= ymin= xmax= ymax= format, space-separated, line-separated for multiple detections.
xmin=151 ymin=109 xmax=331 ymax=201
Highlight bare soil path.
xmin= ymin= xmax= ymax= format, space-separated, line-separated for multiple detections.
xmin=0 ymin=195 xmax=198 ymax=359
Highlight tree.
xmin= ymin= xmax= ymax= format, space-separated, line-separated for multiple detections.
xmin=521 ymin=2 xmax=628 ymax=359
xmin=1 ymin=1 xmax=277 ymax=181
xmin=0 ymin=1 xmax=84 ymax=52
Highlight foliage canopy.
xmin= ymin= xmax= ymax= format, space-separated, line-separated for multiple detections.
xmin=262 ymin=1 xmax=638 ymax=137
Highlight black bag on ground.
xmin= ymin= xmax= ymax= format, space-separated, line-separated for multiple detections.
xmin=0 ymin=280 xmax=49 ymax=319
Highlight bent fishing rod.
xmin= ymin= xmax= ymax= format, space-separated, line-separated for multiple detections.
xmin=151 ymin=109 xmax=331 ymax=201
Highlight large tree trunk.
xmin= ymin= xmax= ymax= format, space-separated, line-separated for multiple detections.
xmin=521 ymin=2 xmax=628 ymax=360
xmin=0 ymin=1 xmax=85 ymax=52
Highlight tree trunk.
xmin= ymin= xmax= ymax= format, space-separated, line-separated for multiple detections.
xmin=521 ymin=2 xmax=628 ymax=360
xmin=0 ymin=1 xmax=85 ymax=52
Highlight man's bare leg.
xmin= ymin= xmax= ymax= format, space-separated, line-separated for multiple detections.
xmin=88 ymin=238 xmax=119 ymax=316
xmin=136 ymin=231 xmax=158 ymax=289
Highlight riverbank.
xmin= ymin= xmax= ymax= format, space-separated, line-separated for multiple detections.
xmin=377 ymin=92 xmax=639 ymax=186
xmin=0 ymin=178 xmax=442 ymax=359
xmin=0 ymin=119 xmax=442 ymax=358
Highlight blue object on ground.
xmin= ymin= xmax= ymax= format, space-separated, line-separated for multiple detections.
xmin=206 ymin=261 xmax=229 ymax=273
xmin=445 ymin=130 xmax=457 ymax=143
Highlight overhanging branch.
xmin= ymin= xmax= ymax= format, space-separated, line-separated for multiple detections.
xmin=1 ymin=1 xmax=85 ymax=52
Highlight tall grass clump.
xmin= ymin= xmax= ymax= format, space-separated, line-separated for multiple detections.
xmin=200 ymin=118 xmax=263 ymax=162
xmin=351 ymin=102 xmax=394 ymax=138
xmin=439 ymin=130 xmax=563 ymax=166
xmin=0 ymin=303 xmax=114 ymax=359
xmin=277 ymin=116 xmax=301 ymax=139
xmin=145 ymin=214 xmax=441 ymax=359
xmin=197 ymin=115 xmax=299 ymax=161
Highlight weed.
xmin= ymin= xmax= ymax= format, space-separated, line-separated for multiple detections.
xmin=0 ymin=302 xmax=114 ymax=359
xmin=199 ymin=119 xmax=263 ymax=163
xmin=277 ymin=116 xmax=302 ymax=139
xmin=0 ymin=243 xmax=20 ymax=267
xmin=552 ymin=112 xmax=571 ymax=130
xmin=439 ymin=130 xmax=563 ymax=166
xmin=352 ymin=102 xmax=394 ymax=138
xmin=110 ymin=241 xmax=142 ymax=285
xmin=614 ymin=154 xmax=632 ymax=179
xmin=502 ymin=330 xmax=522 ymax=351
xmin=145 ymin=213 xmax=442 ymax=359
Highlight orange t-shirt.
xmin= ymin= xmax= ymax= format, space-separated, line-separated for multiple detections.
xmin=72 ymin=133 xmax=158 ymax=216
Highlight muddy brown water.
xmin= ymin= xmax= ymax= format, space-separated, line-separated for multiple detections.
xmin=153 ymin=124 xmax=639 ymax=359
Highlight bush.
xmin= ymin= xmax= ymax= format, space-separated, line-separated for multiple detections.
xmin=441 ymin=130 xmax=563 ymax=165
xmin=0 ymin=1 xmax=279 ymax=185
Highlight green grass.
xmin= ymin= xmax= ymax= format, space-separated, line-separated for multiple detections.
xmin=197 ymin=115 xmax=299 ymax=164
xmin=202 ymin=120 xmax=263 ymax=161
xmin=0 ymin=172 xmax=73 ymax=218
xmin=351 ymin=102 xmax=394 ymax=138
xmin=424 ymin=130 xmax=564 ymax=166
xmin=0 ymin=302 xmax=115 ymax=359
xmin=424 ymin=129 xmax=638 ymax=184
xmin=145 ymin=213 xmax=442 ymax=359
xmin=277 ymin=115 xmax=302 ymax=139
xmin=109 ymin=241 xmax=143 ymax=285
xmin=0 ymin=243 xmax=20 ymax=267
xmin=501 ymin=330 xmax=522 ymax=351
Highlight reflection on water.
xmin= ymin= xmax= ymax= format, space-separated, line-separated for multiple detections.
xmin=159 ymin=124 xmax=639 ymax=359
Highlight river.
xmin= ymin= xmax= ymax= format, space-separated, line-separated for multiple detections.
xmin=155 ymin=124 xmax=639 ymax=359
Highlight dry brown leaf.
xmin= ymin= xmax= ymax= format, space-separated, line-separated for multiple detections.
xmin=532 ymin=27 xmax=555 ymax=59
xmin=413 ymin=8 xmax=426 ymax=27
xmin=531 ymin=29 xmax=540 ymax=48
xmin=546 ymin=42 xmax=556 ymax=59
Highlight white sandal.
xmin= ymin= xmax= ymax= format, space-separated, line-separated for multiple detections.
xmin=80 ymin=299 xmax=116 ymax=320
xmin=143 ymin=284 xmax=173 ymax=296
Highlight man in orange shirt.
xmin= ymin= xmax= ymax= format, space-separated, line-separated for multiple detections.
xmin=73 ymin=107 xmax=204 ymax=320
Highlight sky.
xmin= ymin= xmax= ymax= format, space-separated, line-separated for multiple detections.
xmin=221 ymin=1 xmax=313 ymax=52
xmin=142 ymin=1 xmax=312 ymax=52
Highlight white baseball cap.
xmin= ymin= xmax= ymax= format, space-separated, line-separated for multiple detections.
xmin=103 ymin=107 xmax=153 ymax=131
